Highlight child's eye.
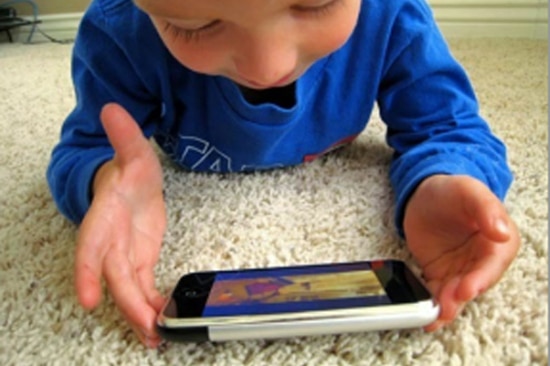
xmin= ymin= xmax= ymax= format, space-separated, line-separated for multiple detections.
xmin=163 ymin=20 xmax=221 ymax=42
xmin=292 ymin=0 xmax=344 ymax=16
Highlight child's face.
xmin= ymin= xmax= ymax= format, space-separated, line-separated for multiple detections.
xmin=135 ymin=0 xmax=361 ymax=89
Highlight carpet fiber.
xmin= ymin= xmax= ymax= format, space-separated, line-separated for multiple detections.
xmin=0 ymin=39 xmax=547 ymax=365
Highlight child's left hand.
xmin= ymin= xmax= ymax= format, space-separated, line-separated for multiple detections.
xmin=403 ymin=175 xmax=520 ymax=331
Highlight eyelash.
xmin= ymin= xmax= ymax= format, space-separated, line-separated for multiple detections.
xmin=163 ymin=21 xmax=221 ymax=43
xmin=164 ymin=0 xmax=343 ymax=43
xmin=292 ymin=0 xmax=344 ymax=17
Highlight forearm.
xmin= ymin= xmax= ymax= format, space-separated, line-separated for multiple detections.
xmin=376 ymin=16 xmax=513 ymax=235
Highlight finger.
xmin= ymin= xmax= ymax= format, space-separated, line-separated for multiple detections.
xmin=136 ymin=265 xmax=167 ymax=313
xmin=461 ymin=179 xmax=511 ymax=243
xmin=425 ymin=303 xmax=466 ymax=333
xmin=424 ymin=276 xmax=464 ymax=332
xmin=74 ymin=251 xmax=103 ymax=309
xmin=457 ymin=224 xmax=519 ymax=302
xmin=133 ymin=245 xmax=166 ymax=343
xmin=100 ymin=103 xmax=149 ymax=166
xmin=103 ymin=250 xmax=160 ymax=341
xmin=424 ymin=320 xmax=443 ymax=332
xmin=130 ymin=323 xmax=162 ymax=348
xmin=434 ymin=276 xmax=464 ymax=322
xmin=455 ymin=256 xmax=507 ymax=302
xmin=74 ymin=208 xmax=111 ymax=309
xmin=133 ymin=265 xmax=165 ymax=347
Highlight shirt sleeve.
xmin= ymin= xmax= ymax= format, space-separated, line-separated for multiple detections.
xmin=46 ymin=6 xmax=161 ymax=224
xmin=376 ymin=3 xmax=513 ymax=236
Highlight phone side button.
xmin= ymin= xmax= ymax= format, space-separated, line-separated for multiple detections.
xmin=156 ymin=325 xmax=209 ymax=342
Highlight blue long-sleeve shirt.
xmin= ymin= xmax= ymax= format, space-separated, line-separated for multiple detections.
xmin=47 ymin=0 xmax=512 ymax=234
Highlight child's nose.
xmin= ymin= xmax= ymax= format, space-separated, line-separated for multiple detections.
xmin=232 ymin=32 xmax=297 ymax=88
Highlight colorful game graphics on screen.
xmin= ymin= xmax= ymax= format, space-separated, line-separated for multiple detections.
xmin=203 ymin=262 xmax=391 ymax=317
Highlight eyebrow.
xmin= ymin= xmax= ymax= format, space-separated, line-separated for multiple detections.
xmin=134 ymin=0 xmax=236 ymax=20
xmin=133 ymin=0 xmax=196 ymax=19
xmin=134 ymin=0 xmax=329 ymax=20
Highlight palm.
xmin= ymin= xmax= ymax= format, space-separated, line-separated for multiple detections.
xmin=84 ymin=149 xmax=166 ymax=300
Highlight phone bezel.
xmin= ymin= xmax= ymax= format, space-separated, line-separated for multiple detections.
xmin=159 ymin=260 xmax=432 ymax=326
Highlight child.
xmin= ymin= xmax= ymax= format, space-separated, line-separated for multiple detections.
xmin=47 ymin=0 xmax=520 ymax=348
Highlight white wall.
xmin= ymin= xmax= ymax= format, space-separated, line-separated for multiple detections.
xmin=428 ymin=0 xmax=548 ymax=38
xmin=11 ymin=0 xmax=550 ymax=43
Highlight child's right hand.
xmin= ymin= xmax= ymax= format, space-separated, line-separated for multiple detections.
xmin=74 ymin=103 xmax=167 ymax=348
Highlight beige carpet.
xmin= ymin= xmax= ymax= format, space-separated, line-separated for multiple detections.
xmin=0 ymin=38 xmax=547 ymax=365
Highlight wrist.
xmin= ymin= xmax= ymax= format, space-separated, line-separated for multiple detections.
xmin=404 ymin=175 xmax=448 ymax=222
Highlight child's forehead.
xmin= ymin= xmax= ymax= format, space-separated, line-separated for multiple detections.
xmin=135 ymin=0 xmax=326 ymax=19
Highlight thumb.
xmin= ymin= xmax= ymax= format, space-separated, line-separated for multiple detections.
xmin=462 ymin=178 xmax=511 ymax=242
xmin=100 ymin=103 xmax=149 ymax=166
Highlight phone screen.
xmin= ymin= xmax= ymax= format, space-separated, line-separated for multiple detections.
xmin=165 ymin=260 xmax=430 ymax=319
xmin=203 ymin=262 xmax=390 ymax=317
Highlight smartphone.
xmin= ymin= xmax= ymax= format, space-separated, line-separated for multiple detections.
xmin=156 ymin=259 xmax=439 ymax=342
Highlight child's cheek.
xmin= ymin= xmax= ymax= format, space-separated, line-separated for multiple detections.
xmin=302 ymin=8 xmax=360 ymax=61
xmin=165 ymin=41 xmax=225 ymax=76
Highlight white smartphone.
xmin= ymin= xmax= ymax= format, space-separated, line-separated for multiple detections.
xmin=156 ymin=259 xmax=439 ymax=342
